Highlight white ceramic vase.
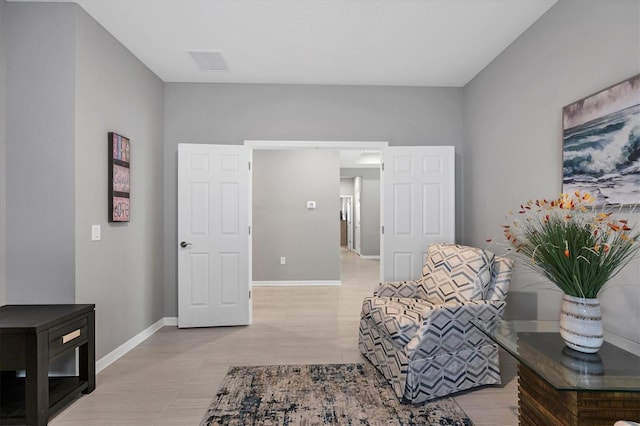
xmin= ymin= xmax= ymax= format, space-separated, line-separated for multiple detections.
xmin=559 ymin=293 xmax=603 ymax=354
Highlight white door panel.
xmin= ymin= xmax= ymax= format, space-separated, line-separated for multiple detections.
xmin=381 ymin=146 xmax=455 ymax=281
xmin=178 ymin=144 xmax=251 ymax=328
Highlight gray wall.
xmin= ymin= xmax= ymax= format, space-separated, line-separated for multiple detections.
xmin=6 ymin=2 xmax=77 ymax=304
xmin=339 ymin=177 xmax=354 ymax=198
xmin=3 ymin=2 xmax=164 ymax=360
xmin=361 ymin=173 xmax=380 ymax=257
xmin=464 ymin=0 xmax=640 ymax=352
xmin=164 ymin=84 xmax=464 ymax=316
xmin=252 ymin=150 xmax=340 ymax=281
xmin=74 ymin=7 xmax=165 ymax=359
xmin=0 ymin=0 xmax=7 ymax=306
xmin=342 ymin=168 xmax=380 ymax=256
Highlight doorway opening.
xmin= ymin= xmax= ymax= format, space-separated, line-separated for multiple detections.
xmin=246 ymin=140 xmax=386 ymax=287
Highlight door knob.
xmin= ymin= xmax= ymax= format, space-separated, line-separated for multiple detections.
xmin=180 ymin=241 xmax=192 ymax=248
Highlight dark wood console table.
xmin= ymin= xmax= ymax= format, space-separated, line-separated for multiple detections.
xmin=472 ymin=320 xmax=640 ymax=425
xmin=0 ymin=304 xmax=95 ymax=425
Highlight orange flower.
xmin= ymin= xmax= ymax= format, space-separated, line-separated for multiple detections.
xmin=578 ymin=192 xmax=595 ymax=203
xmin=608 ymin=223 xmax=621 ymax=232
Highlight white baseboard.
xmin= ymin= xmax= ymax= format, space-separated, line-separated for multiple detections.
xmin=358 ymin=255 xmax=380 ymax=260
xmin=164 ymin=317 xmax=178 ymax=326
xmin=96 ymin=317 xmax=175 ymax=373
xmin=252 ymin=280 xmax=341 ymax=287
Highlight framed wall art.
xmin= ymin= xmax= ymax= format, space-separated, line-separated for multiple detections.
xmin=562 ymin=74 xmax=640 ymax=205
xmin=108 ymin=132 xmax=130 ymax=222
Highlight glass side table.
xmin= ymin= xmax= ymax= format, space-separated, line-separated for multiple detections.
xmin=471 ymin=320 xmax=640 ymax=426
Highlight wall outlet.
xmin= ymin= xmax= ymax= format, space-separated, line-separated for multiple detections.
xmin=280 ymin=257 xmax=286 ymax=265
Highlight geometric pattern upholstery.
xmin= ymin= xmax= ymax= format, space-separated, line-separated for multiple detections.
xmin=421 ymin=243 xmax=495 ymax=304
xmin=360 ymin=297 xmax=432 ymax=349
xmin=359 ymin=243 xmax=513 ymax=403
xmin=374 ymin=279 xmax=424 ymax=299
xmin=485 ymin=256 xmax=514 ymax=301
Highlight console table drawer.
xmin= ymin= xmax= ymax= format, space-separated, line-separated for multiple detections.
xmin=49 ymin=317 xmax=88 ymax=358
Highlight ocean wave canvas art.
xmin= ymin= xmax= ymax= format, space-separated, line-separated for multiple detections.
xmin=563 ymin=74 xmax=640 ymax=205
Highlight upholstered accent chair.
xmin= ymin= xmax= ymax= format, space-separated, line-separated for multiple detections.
xmin=358 ymin=243 xmax=514 ymax=403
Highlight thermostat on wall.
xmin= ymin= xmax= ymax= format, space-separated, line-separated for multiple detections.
xmin=307 ymin=201 xmax=316 ymax=209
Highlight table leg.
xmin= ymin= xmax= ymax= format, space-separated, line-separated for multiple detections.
xmin=25 ymin=332 xmax=49 ymax=426
xmin=79 ymin=310 xmax=96 ymax=393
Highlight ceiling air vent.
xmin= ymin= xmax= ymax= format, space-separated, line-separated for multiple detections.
xmin=187 ymin=50 xmax=229 ymax=71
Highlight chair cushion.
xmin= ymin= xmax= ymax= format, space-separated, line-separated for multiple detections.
xmin=421 ymin=243 xmax=495 ymax=304
xmin=485 ymin=256 xmax=514 ymax=301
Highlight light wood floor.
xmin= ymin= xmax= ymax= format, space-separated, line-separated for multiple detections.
xmin=52 ymin=248 xmax=518 ymax=425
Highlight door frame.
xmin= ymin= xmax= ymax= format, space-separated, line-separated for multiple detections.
xmin=245 ymin=140 xmax=388 ymax=282
xmin=354 ymin=184 xmax=362 ymax=255
xmin=339 ymin=195 xmax=354 ymax=250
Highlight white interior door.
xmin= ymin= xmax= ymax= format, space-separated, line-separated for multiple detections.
xmin=381 ymin=146 xmax=455 ymax=281
xmin=178 ymin=144 xmax=251 ymax=328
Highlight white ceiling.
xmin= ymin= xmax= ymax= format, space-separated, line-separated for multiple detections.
xmin=13 ymin=0 xmax=557 ymax=87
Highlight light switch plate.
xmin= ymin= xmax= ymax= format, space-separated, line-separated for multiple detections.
xmin=307 ymin=201 xmax=316 ymax=209
xmin=91 ymin=225 xmax=101 ymax=241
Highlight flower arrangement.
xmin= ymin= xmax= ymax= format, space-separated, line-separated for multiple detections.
xmin=499 ymin=192 xmax=640 ymax=298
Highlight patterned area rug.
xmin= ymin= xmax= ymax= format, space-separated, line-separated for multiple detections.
xmin=200 ymin=363 xmax=473 ymax=425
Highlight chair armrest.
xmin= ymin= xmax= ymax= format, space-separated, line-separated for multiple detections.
xmin=373 ymin=280 xmax=423 ymax=298
xmin=405 ymin=300 xmax=506 ymax=357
